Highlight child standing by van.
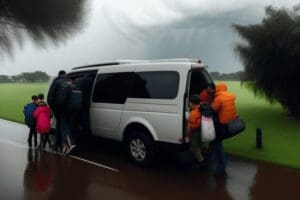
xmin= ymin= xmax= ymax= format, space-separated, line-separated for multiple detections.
xmin=33 ymin=94 xmax=52 ymax=150
xmin=23 ymin=95 xmax=38 ymax=148
xmin=187 ymin=94 xmax=204 ymax=163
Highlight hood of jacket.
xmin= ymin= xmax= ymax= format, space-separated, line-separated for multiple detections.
xmin=216 ymin=82 xmax=228 ymax=93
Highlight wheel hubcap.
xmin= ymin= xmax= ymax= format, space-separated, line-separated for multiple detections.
xmin=130 ymin=138 xmax=146 ymax=161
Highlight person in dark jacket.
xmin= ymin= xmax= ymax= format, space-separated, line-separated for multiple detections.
xmin=47 ymin=70 xmax=66 ymax=152
xmin=73 ymin=74 xmax=95 ymax=134
xmin=23 ymin=95 xmax=38 ymax=148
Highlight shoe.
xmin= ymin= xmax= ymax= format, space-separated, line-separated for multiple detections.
xmin=36 ymin=145 xmax=41 ymax=150
xmin=62 ymin=145 xmax=68 ymax=154
xmin=66 ymin=145 xmax=76 ymax=155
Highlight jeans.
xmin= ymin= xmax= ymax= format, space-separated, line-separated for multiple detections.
xmin=60 ymin=115 xmax=74 ymax=146
xmin=210 ymin=124 xmax=227 ymax=173
xmin=210 ymin=139 xmax=226 ymax=173
xmin=40 ymin=134 xmax=52 ymax=148
xmin=27 ymin=125 xmax=37 ymax=146
xmin=54 ymin=113 xmax=62 ymax=148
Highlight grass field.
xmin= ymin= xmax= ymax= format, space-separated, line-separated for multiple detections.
xmin=0 ymin=83 xmax=48 ymax=123
xmin=0 ymin=82 xmax=300 ymax=168
xmin=224 ymin=81 xmax=300 ymax=169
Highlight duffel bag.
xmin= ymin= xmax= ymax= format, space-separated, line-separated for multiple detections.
xmin=223 ymin=117 xmax=246 ymax=139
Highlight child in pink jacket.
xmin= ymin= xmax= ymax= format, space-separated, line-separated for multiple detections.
xmin=33 ymin=94 xmax=52 ymax=149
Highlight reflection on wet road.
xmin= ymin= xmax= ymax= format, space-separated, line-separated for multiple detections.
xmin=1 ymin=119 xmax=300 ymax=200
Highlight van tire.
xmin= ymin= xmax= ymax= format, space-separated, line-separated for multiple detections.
xmin=125 ymin=131 xmax=155 ymax=166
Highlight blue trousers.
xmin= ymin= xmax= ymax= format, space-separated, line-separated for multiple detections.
xmin=210 ymin=138 xmax=227 ymax=173
xmin=60 ymin=116 xmax=74 ymax=146
xmin=210 ymin=124 xmax=227 ymax=173
xmin=27 ymin=124 xmax=37 ymax=146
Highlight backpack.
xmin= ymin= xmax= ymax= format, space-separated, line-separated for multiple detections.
xmin=67 ymin=88 xmax=83 ymax=114
xmin=23 ymin=103 xmax=37 ymax=127
xmin=200 ymin=103 xmax=216 ymax=142
xmin=55 ymin=79 xmax=74 ymax=109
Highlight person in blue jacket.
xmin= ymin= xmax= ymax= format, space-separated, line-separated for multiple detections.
xmin=23 ymin=95 xmax=38 ymax=148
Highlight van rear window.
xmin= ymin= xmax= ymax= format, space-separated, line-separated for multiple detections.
xmin=129 ymin=71 xmax=179 ymax=99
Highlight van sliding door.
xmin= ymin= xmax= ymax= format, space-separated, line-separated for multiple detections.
xmin=90 ymin=72 xmax=133 ymax=140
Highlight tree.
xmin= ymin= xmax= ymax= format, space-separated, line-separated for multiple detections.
xmin=233 ymin=5 xmax=300 ymax=118
xmin=0 ymin=75 xmax=11 ymax=82
xmin=11 ymin=74 xmax=25 ymax=82
xmin=21 ymin=71 xmax=49 ymax=82
xmin=0 ymin=0 xmax=87 ymax=54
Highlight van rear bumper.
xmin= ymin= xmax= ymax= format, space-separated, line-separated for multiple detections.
xmin=155 ymin=141 xmax=189 ymax=153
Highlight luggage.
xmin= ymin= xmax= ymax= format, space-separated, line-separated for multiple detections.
xmin=223 ymin=117 xmax=246 ymax=139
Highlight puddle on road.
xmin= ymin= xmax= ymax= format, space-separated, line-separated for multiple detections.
xmin=1 ymin=141 xmax=300 ymax=200
xmin=1 ymin=120 xmax=300 ymax=199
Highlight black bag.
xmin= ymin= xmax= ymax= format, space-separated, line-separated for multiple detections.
xmin=223 ymin=117 xmax=246 ymax=139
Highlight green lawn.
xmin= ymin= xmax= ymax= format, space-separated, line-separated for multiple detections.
xmin=0 ymin=82 xmax=300 ymax=169
xmin=0 ymin=83 xmax=48 ymax=123
xmin=223 ymin=81 xmax=300 ymax=169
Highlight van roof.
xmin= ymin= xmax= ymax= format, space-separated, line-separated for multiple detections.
xmin=71 ymin=58 xmax=202 ymax=71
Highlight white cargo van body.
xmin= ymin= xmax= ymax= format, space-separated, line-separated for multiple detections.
xmin=120 ymin=63 xmax=188 ymax=144
xmin=65 ymin=59 xmax=213 ymax=165
xmin=89 ymin=62 xmax=188 ymax=143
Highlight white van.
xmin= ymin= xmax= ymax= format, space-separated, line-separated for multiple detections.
xmin=65 ymin=59 xmax=214 ymax=165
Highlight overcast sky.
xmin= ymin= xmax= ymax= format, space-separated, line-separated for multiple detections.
xmin=0 ymin=0 xmax=297 ymax=75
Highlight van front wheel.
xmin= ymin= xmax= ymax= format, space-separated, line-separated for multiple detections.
xmin=125 ymin=131 xmax=155 ymax=166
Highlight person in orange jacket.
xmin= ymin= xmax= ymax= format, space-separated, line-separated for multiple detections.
xmin=211 ymin=83 xmax=237 ymax=124
xmin=210 ymin=82 xmax=237 ymax=176
xmin=186 ymin=94 xmax=204 ymax=163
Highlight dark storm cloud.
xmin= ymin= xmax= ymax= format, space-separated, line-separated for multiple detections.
xmin=100 ymin=2 xmax=265 ymax=72
xmin=140 ymin=6 xmax=263 ymax=72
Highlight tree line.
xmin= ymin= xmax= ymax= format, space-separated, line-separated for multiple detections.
xmin=0 ymin=71 xmax=49 ymax=83
xmin=210 ymin=71 xmax=245 ymax=81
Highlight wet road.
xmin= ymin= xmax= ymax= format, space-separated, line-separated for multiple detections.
xmin=1 ymin=119 xmax=300 ymax=200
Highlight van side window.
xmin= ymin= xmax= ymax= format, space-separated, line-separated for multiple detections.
xmin=92 ymin=72 xmax=133 ymax=104
xmin=129 ymin=71 xmax=179 ymax=99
